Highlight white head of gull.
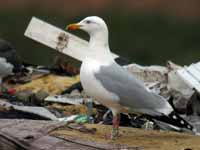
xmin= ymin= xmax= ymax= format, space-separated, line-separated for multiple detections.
xmin=67 ymin=16 xmax=114 ymax=64
xmin=67 ymin=16 xmax=195 ymax=139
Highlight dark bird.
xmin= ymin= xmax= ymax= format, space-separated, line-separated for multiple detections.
xmin=0 ymin=39 xmax=24 ymax=92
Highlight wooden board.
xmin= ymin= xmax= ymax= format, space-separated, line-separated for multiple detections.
xmin=0 ymin=119 xmax=96 ymax=150
xmin=24 ymin=17 xmax=119 ymax=62
xmin=177 ymin=62 xmax=200 ymax=93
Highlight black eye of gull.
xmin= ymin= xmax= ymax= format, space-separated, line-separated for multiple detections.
xmin=86 ymin=20 xmax=91 ymax=24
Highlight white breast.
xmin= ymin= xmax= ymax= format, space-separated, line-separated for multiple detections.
xmin=80 ymin=59 xmax=122 ymax=112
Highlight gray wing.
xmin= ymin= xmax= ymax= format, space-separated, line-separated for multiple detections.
xmin=94 ymin=63 xmax=172 ymax=116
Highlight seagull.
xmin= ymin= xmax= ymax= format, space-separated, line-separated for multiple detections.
xmin=67 ymin=16 xmax=195 ymax=139
xmin=0 ymin=39 xmax=24 ymax=93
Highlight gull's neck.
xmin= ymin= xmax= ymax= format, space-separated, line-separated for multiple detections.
xmin=87 ymin=29 xmax=115 ymax=64
xmin=89 ymin=29 xmax=109 ymax=48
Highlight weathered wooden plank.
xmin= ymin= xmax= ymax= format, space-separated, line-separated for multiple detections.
xmin=193 ymin=63 xmax=200 ymax=73
xmin=177 ymin=68 xmax=200 ymax=92
xmin=0 ymin=119 xmax=97 ymax=150
xmin=24 ymin=17 xmax=119 ymax=62
xmin=0 ymin=134 xmax=27 ymax=150
xmin=196 ymin=62 xmax=200 ymax=67
xmin=186 ymin=65 xmax=200 ymax=82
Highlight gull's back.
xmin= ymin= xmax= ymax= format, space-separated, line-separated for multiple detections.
xmin=94 ymin=62 xmax=173 ymax=116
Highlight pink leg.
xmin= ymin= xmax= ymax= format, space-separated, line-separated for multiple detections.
xmin=111 ymin=113 xmax=121 ymax=139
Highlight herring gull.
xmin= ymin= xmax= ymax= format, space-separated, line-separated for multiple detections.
xmin=67 ymin=16 xmax=195 ymax=139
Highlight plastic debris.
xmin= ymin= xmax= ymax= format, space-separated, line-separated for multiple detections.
xmin=75 ymin=115 xmax=90 ymax=124
xmin=177 ymin=62 xmax=200 ymax=93
xmin=0 ymin=99 xmax=58 ymax=120
xmin=58 ymin=114 xmax=92 ymax=124
xmin=58 ymin=115 xmax=78 ymax=122
xmin=45 ymin=95 xmax=84 ymax=105
xmin=1 ymin=58 xmax=200 ymax=133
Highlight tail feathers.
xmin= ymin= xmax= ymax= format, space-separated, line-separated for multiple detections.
xmin=153 ymin=111 xmax=194 ymax=132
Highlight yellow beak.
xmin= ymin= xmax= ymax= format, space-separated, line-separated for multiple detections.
xmin=66 ymin=23 xmax=81 ymax=30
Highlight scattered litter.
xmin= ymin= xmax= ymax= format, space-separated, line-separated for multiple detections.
xmin=14 ymin=74 xmax=80 ymax=94
xmin=2 ymin=17 xmax=200 ymax=149
xmin=0 ymin=99 xmax=58 ymax=120
xmin=2 ymin=60 xmax=200 ymax=133
xmin=61 ymin=82 xmax=83 ymax=94
xmin=58 ymin=114 xmax=93 ymax=124
xmin=177 ymin=62 xmax=200 ymax=93
xmin=75 ymin=115 xmax=90 ymax=124
xmin=124 ymin=63 xmax=168 ymax=83
xmin=47 ymin=103 xmax=94 ymax=116
xmin=45 ymin=95 xmax=84 ymax=105
xmin=58 ymin=115 xmax=78 ymax=122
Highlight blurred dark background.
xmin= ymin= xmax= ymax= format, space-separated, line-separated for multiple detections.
xmin=0 ymin=0 xmax=200 ymax=66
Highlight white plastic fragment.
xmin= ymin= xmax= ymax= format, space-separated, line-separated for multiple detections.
xmin=45 ymin=95 xmax=84 ymax=105
xmin=58 ymin=115 xmax=78 ymax=122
